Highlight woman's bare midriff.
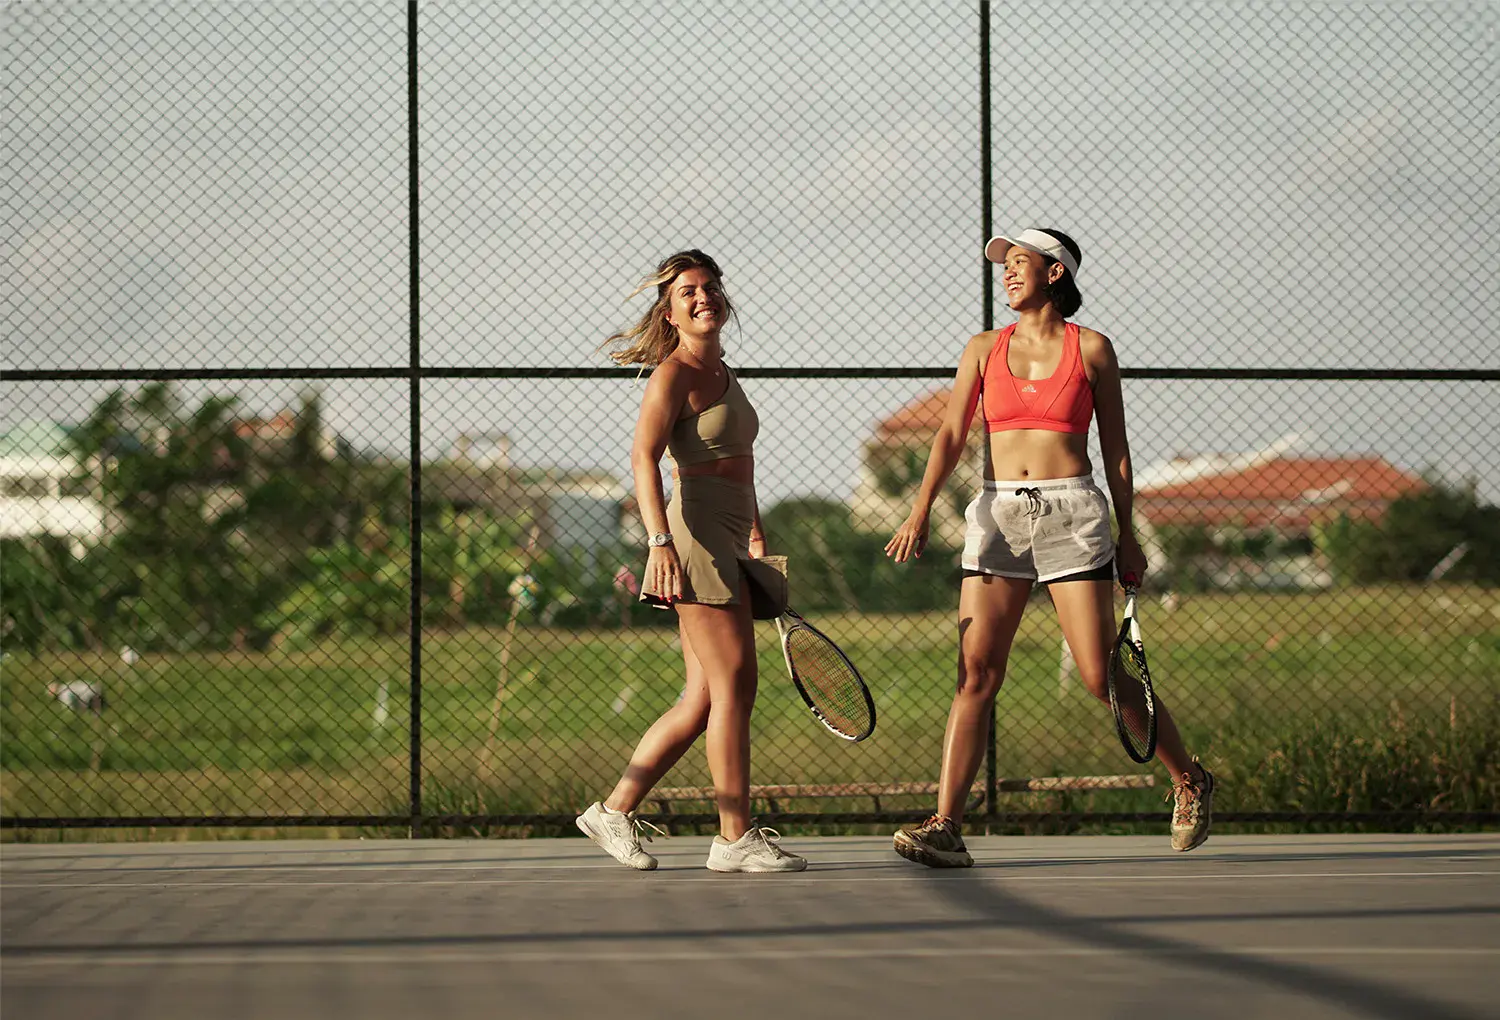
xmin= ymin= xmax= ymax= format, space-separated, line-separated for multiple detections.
xmin=985 ymin=429 xmax=1092 ymax=481
xmin=675 ymin=455 xmax=754 ymax=485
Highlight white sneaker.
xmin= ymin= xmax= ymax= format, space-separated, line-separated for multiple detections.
xmin=706 ymin=824 xmax=807 ymax=873
xmin=576 ymin=802 xmax=663 ymax=871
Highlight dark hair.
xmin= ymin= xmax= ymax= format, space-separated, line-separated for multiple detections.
xmin=1037 ymin=227 xmax=1083 ymax=317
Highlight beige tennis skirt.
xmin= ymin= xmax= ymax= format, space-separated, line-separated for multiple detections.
xmin=961 ymin=475 xmax=1116 ymax=583
xmin=640 ymin=475 xmax=788 ymax=620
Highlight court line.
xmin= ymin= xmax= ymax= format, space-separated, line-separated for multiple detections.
xmin=5 ymin=851 xmax=1494 ymax=877
xmin=6 ymin=945 xmax=1498 ymax=969
xmin=5 ymin=869 xmax=1496 ymax=890
xmin=0 ymin=860 xmax=627 ymax=877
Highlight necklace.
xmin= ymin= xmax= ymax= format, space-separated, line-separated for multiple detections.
xmin=679 ymin=347 xmax=723 ymax=377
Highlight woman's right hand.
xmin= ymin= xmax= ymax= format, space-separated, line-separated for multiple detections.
xmin=885 ymin=509 xmax=930 ymax=563
xmin=646 ymin=544 xmax=684 ymax=603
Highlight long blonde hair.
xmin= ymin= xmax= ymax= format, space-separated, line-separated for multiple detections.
xmin=601 ymin=249 xmax=736 ymax=367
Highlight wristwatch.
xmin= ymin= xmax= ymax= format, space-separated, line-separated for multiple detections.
xmin=648 ymin=532 xmax=674 ymax=548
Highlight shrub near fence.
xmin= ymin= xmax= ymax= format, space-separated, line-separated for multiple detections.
xmin=3 ymin=591 xmax=1497 ymax=832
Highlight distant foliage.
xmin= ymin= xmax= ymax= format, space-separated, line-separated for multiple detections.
xmin=0 ymin=536 xmax=118 ymax=651
xmin=2 ymin=385 xmax=406 ymax=652
xmin=868 ymin=444 xmax=927 ymax=499
xmin=1152 ymin=524 xmax=1216 ymax=593
xmin=1152 ymin=478 xmax=1500 ymax=591
xmin=1209 ymin=696 xmax=1500 ymax=820
xmin=762 ymin=498 xmax=958 ymax=613
xmin=261 ymin=528 xmax=411 ymax=644
xmin=1319 ymin=479 xmax=1500 ymax=586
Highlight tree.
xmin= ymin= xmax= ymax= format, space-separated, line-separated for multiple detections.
xmin=4 ymin=384 xmax=420 ymax=651
xmin=1153 ymin=523 xmax=1215 ymax=593
xmin=1318 ymin=478 xmax=1500 ymax=586
xmin=63 ymin=383 xmax=253 ymax=650
xmin=762 ymin=498 xmax=958 ymax=612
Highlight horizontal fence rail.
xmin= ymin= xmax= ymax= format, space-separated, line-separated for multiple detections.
xmin=6 ymin=369 xmax=1498 ymax=382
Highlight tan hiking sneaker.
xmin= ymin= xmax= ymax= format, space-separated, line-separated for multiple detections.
xmin=893 ymin=814 xmax=973 ymax=868
xmin=1170 ymin=760 xmax=1215 ymax=852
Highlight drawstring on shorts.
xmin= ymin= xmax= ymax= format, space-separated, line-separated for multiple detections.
xmin=1015 ymin=486 xmax=1045 ymax=518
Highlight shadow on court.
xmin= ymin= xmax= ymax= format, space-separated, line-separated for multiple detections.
xmin=3 ymin=902 xmax=1495 ymax=963
xmin=3 ymin=834 xmax=1496 ymax=1020
xmin=913 ymin=866 xmax=1491 ymax=1020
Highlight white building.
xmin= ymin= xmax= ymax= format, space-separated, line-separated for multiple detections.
xmin=0 ymin=423 xmax=105 ymax=557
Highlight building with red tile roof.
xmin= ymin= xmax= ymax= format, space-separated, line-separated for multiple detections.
xmin=1137 ymin=455 xmax=1425 ymax=532
xmin=875 ymin=388 xmax=959 ymax=437
xmin=851 ymin=387 xmax=984 ymax=544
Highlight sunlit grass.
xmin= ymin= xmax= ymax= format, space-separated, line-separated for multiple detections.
xmin=3 ymin=586 xmax=1497 ymax=835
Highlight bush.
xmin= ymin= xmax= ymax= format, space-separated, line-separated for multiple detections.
xmin=762 ymin=498 xmax=958 ymax=612
xmin=1153 ymin=524 xmax=1215 ymax=593
xmin=0 ymin=537 xmax=118 ymax=652
xmin=1320 ymin=478 xmax=1500 ymax=586
xmin=262 ymin=538 xmax=411 ymax=645
xmin=1206 ymin=696 xmax=1500 ymax=821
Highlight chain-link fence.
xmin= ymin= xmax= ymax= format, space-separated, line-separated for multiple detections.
xmin=3 ymin=2 xmax=1496 ymax=834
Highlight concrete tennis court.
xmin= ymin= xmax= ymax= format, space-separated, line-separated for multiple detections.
xmin=3 ymin=833 xmax=1496 ymax=1020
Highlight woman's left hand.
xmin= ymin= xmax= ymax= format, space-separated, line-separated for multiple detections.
xmin=1117 ymin=534 xmax=1148 ymax=590
xmin=748 ymin=533 xmax=767 ymax=559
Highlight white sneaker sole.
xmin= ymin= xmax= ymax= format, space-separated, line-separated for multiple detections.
xmin=576 ymin=813 xmax=657 ymax=871
xmin=705 ymin=855 xmax=807 ymax=873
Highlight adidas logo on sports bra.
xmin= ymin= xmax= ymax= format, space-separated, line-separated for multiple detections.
xmin=980 ymin=322 xmax=1096 ymax=434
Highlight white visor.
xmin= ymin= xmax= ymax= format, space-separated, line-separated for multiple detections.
xmin=984 ymin=228 xmax=1080 ymax=279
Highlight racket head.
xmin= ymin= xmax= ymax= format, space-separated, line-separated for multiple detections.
xmin=778 ymin=610 xmax=876 ymax=742
xmin=1107 ymin=587 xmax=1158 ymax=763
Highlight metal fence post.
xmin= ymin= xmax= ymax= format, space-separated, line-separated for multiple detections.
xmin=979 ymin=0 xmax=999 ymax=823
xmin=407 ymin=0 xmax=424 ymax=839
xmin=979 ymin=0 xmax=994 ymax=335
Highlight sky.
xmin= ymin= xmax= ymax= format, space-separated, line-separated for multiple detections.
xmin=5 ymin=1 xmax=1497 ymax=506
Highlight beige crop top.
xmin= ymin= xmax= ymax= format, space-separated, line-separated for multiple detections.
xmin=667 ymin=366 xmax=759 ymax=466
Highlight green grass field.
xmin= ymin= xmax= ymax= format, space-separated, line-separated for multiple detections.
xmin=3 ymin=587 xmax=1497 ymax=835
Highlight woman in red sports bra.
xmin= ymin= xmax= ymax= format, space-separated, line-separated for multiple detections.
xmin=884 ymin=228 xmax=1215 ymax=866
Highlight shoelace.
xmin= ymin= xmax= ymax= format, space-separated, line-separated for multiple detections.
xmin=752 ymin=826 xmax=790 ymax=858
xmin=1014 ymin=486 xmax=1045 ymax=518
xmin=631 ymin=815 xmax=668 ymax=843
xmin=915 ymin=814 xmax=960 ymax=842
xmin=1168 ymin=774 xmax=1202 ymax=825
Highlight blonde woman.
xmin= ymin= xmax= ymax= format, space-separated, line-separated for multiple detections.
xmin=886 ymin=228 xmax=1215 ymax=867
xmin=575 ymin=249 xmax=805 ymax=873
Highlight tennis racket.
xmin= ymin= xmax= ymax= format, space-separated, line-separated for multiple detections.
xmin=1107 ymin=585 xmax=1157 ymax=763
xmin=775 ymin=608 xmax=876 ymax=742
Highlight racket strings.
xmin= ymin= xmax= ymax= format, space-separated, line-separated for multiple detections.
xmin=786 ymin=628 xmax=870 ymax=734
xmin=1112 ymin=640 xmax=1155 ymax=754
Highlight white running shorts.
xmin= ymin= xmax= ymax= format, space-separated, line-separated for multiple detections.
xmin=960 ymin=476 xmax=1116 ymax=583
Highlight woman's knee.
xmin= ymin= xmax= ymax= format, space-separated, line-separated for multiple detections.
xmin=956 ymin=653 xmax=1005 ymax=700
xmin=1076 ymin=663 xmax=1110 ymax=702
xmin=709 ymin=668 xmax=757 ymax=707
xmin=676 ymin=685 xmax=712 ymax=728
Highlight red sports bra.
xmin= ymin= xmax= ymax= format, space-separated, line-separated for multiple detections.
xmin=981 ymin=322 xmax=1094 ymax=433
